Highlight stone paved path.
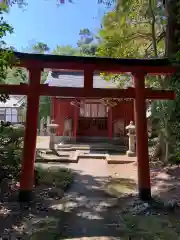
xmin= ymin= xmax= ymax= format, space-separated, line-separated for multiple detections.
xmin=58 ymin=159 xmax=125 ymax=239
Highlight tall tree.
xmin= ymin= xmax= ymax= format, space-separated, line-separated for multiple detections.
xmin=95 ymin=0 xmax=178 ymax=162
xmin=164 ymin=0 xmax=180 ymax=161
xmin=52 ymin=45 xmax=80 ymax=56
xmin=77 ymin=28 xmax=99 ymax=56
xmin=32 ymin=42 xmax=50 ymax=54
xmin=0 ymin=5 xmax=18 ymax=102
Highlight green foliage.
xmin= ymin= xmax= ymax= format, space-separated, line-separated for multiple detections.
xmin=77 ymin=28 xmax=98 ymax=56
xmin=0 ymin=124 xmax=24 ymax=148
xmin=38 ymin=96 xmax=51 ymax=125
xmin=0 ymin=124 xmax=24 ymax=179
xmin=0 ymin=8 xmax=19 ymax=102
xmin=5 ymin=67 xmax=28 ymax=84
xmin=52 ymin=45 xmax=80 ymax=56
xmin=32 ymin=42 xmax=50 ymax=54
xmin=36 ymin=166 xmax=73 ymax=190
xmin=96 ymin=0 xmax=166 ymax=86
xmin=97 ymin=0 xmax=165 ymax=59
xmin=52 ymin=28 xmax=98 ymax=57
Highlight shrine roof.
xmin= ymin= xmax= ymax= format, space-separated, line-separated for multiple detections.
xmin=0 ymin=95 xmax=25 ymax=108
xmin=45 ymin=71 xmax=119 ymax=88
xmin=13 ymin=51 xmax=173 ymax=66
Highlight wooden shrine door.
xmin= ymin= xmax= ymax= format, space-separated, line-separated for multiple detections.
xmin=77 ymin=101 xmax=108 ymax=137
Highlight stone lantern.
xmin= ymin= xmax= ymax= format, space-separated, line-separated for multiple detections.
xmin=47 ymin=120 xmax=59 ymax=150
xmin=126 ymin=121 xmax=136 ymax=157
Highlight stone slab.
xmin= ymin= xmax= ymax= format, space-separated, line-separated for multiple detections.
xmin=107 ymin=154 xmax=136 ymax=164
xmin=39 ymin=149 xmax=70 ymax=157
xmin=36 ymin=157 xmax=78 ymax=163
xmin=57 ymin=146 xmax=90 ymax=151
xmin=57 ymin=143 xmax=127 ymax=153
xmin=36 ymin=151 xmax=79 ymax=163
xmin=78 ymin=154 xmax=108 ymax=160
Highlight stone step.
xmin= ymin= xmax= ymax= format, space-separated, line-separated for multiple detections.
xmin=57 ymin=146 xmax=90 ymax=151
xmin=36 ymin=157 xmax=78 ymax=163
xmin=75 ymin=136 xmax=127 ymax=143
xmin=36 ymin=150 xmax=80 ymax=163
xmin=78 ymin=152 xmax=108 ymax=160
xmin=36 ymin=155 xmax=78 ymax=163
xmin=107 ymin=155 xmax=136 ymax=164
xmin=42 ymin=150 xmax=70 ymax=157
xmin=57 ymin=144 xmax=127 ymax=153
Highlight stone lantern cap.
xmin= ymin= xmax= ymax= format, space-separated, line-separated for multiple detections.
xmin=126 ymin=121 xmax=135 ymax=129
xmin=126 ymin=121 xmax=136 ymax=134
xmin=47 ymin=120 xmax=59 ymax=128
xmin=47 ymin=120 xmax=59 ymax=129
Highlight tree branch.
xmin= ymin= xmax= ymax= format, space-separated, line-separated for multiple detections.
xmin=144 ymin=30 xmax=166 ymax=55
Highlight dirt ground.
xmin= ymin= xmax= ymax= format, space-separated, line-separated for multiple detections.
xmin=0 ymin=156 xmax=180 ymax=239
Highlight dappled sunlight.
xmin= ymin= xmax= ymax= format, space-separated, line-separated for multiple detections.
xmin=151 ymin=166 xmax=180 ymax=202
xmin=104 ymin=178 xmax=137 ymax=197
xmin=0 ymin=206 xmax=11 ymax=215
xmin=0 ymin=159 xmax=179 ymax=238
xmin=77 ymin=211 xmax=103 ymax=220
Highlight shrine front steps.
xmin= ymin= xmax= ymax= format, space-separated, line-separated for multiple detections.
xmin=36 ymin=150 xmax=79 ymax=163
xmin=56 ymin=143 xmax=128 ymax=153
xmin=36 ymin=149 xmax=136 ymax=164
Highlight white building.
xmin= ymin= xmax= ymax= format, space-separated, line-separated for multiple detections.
xmin=0 ymin=95 xmax=26 ymax=124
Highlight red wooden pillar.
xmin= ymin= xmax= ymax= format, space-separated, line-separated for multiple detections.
xmin=133 ymin=72 xmax=151 ymax=201
xmin=51 ymin=97 xmax=58 ymax=135
xmin=51 ymin=97 xmax=56 ymax=120
xmin=73 ymin=103 xmax=79 ymax=141
xmin=108 ymin=107 xmax=113 ymax=139
xmin=19 ymin=67 xmax=42 ymax=202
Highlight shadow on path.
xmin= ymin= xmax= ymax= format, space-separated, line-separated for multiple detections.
xmin=60 ymin=168 xmax=136 ymax=239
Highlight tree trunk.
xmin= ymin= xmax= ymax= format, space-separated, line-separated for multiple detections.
xmin=148 ymin=0 xmax=158 ymax=57
xmin=165 ymin=0 xmax=179 ymax=56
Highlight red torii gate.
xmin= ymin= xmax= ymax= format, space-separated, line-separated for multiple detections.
xmin=3 ymin=51 xmax=177 ymax=201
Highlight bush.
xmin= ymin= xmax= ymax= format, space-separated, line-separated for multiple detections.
xmin=0 ymin=124 xmax=24 ymax=180
xmin=0 ymin=123 xmax=24 ymax=148
xmin=35 ymin=166 xmax=73 ymax=190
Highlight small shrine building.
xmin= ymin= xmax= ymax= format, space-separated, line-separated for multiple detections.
xmin=45 ymin=70 xmax=134 ymax=141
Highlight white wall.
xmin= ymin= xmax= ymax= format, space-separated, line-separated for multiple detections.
xmin=5 ymin=108 xmax=18 ymax=122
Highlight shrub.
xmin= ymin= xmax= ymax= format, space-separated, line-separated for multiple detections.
xmin=35 ymin=166 xmax=73 ymax=190
xmin=0 ymin=124 xmax=24 ymax=180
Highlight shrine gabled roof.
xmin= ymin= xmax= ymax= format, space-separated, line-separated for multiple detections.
xmin=45 ymin=71 xmax=119 ymax=88
xmin=13 ymin=51 xmax=173 ymax=66
xmin=10 ymin=51 xmax=178 ymax=74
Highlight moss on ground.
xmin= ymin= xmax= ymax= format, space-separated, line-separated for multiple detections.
xmin=104 ymin=177 xmax=137 ymax=197
xmin=119 ymin=214 xmax=180 ymax=239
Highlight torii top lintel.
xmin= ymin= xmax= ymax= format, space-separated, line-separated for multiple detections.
xmin=13 ymin=51 xmax=178 ymax=74
xmin=0 ymin=50 xmax=177 ymax=100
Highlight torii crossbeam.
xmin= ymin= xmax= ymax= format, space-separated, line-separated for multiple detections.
xmin=3 ymin=51 xmax=178 ymax=202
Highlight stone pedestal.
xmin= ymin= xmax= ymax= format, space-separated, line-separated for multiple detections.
xmin=40 ymin=117 xmax=45 ymax=136
xmin=49 ymin=134 xmax=56 ymax=149
xmin=47 ymin=120 xmax=59 ymax=150
xmin=126 ymin=121 xmax=136 ymax=157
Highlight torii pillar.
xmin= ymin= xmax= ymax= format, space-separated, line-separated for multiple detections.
xmin=133 ymin=72 xmax=151 ymax=201
xmin=19 ymin=67 xmax=42 ymax=202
